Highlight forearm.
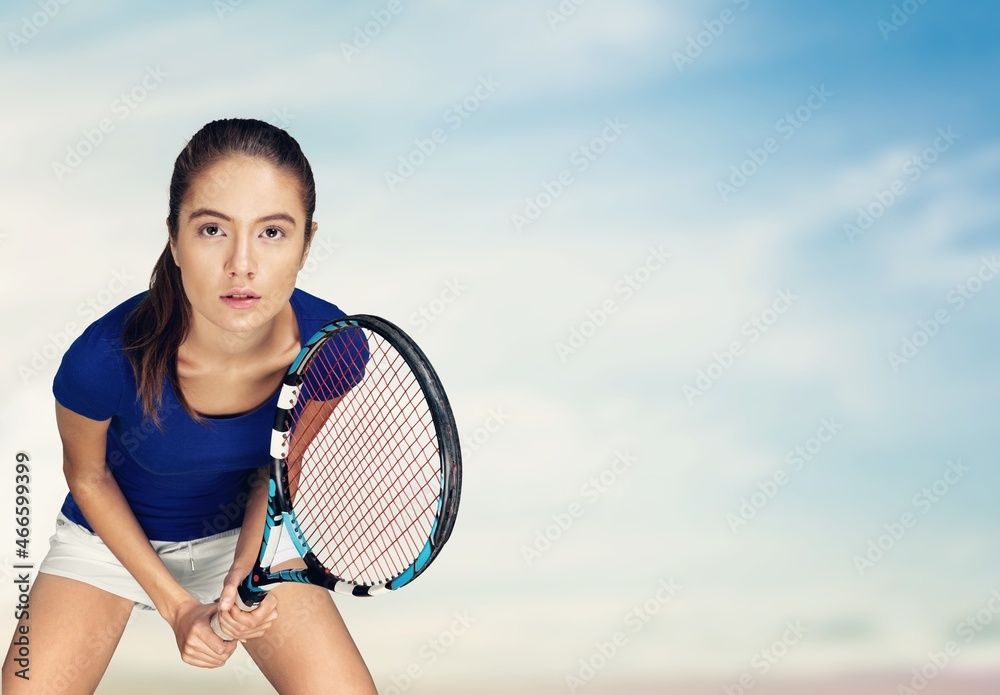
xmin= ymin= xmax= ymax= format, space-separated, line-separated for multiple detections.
xmin=69 ymin=467 xmax=193 ymax=621
xmin=232 ymin=397 xmax=341 ymax=574
xmin=231 ymin=468 xmax=270 ymax=572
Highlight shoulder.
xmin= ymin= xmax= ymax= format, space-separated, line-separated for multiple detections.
xmin=67 ymin=290 xmax=148 ymax=353
xmin=89 ymin=291 xmax=149 ymax=342
xmin=52 ymin=291 xmax=147 ymax=420
xmin=290 ymin=287 xmax=350 ymax=335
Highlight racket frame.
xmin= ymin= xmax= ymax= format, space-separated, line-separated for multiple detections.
xmin=235 ymin=314 xmax=462 ymax=609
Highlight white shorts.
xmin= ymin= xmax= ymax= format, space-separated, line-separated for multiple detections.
xmin=38 ymin=513 xmax=298 ymax=611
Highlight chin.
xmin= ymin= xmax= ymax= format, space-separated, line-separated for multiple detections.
xmin=201 ymin=305 xmax=263 ymax=333
xmin=222 ymin=313 xmax=271 ymax=334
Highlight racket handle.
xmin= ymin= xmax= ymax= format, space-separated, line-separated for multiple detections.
xmin=210 ymin=612 xmax=232 ymax=641
xmin=211 ymin=583 xmax=265 ymax=642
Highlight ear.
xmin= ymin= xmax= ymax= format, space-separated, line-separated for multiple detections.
xmin=299 ymin=221 xmax=319 ymax=270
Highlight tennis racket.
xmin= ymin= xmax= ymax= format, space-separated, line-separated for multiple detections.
xmin=210 ymin=315 xmax=461 ymax=640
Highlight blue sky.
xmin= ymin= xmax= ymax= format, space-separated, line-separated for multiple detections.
xmin=2 ymin=1 xmax=999 ymax=692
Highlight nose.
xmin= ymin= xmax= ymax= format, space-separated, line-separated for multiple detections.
xmin=225 ymin=232 xmax=256 ymax=278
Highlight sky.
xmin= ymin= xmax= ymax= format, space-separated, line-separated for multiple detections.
xmin=1 ymin=1 xmax=999 ymax=693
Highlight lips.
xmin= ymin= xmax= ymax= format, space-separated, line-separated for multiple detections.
xmin=221 ymin=289 xmax=260 ymax=299
xmin=220 ymin=289 xmax=261 ymax=310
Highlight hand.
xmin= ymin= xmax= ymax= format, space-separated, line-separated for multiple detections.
xmin=167 ymin=598 xmax=239 ymax=668
xmin=214 ymin=565 xmax=279 ymax=642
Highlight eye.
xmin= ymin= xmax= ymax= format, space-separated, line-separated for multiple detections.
xmin=200 ymin=224 xmax=223 ymax=237
xmin=261 ymin=226 xmax=286 ymax=240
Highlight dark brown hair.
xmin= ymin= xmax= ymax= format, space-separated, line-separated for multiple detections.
xmin=122 ymin=118 xmax=316 ymax=427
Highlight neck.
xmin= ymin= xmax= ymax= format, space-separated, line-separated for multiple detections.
xmin=181 ymin=301 xmax=295 ymax=370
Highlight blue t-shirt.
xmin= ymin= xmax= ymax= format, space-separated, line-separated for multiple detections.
xmin=53 ymin=288 xmax=350 ymax=541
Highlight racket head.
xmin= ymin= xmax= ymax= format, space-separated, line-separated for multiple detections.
xmin=260 ymin=315 xmax=461 ymax=597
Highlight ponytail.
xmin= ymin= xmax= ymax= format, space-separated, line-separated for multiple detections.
xmin=122 ymin=244 xmax=197 ymax=428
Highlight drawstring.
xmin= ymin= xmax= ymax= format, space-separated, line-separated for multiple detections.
xmin=187 ymin=541 xmax=195 ymax=571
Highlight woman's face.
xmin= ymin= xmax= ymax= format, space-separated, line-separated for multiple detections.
xmin=170 ymin=156 xmax=313 ymax=338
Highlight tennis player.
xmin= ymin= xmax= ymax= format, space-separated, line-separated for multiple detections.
xmin=2 ymin=118 xmax=378 ymax=694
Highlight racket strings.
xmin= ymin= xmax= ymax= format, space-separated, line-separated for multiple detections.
xmin=332 ymin=431 xmax=439 ymax=566
xmin=288 ymin=329 xmax=441 ymax=586
xmin=317 ymin=354 xmax=438 ymax=571
xmin=304 ymin=349 xmax=425 ymax=531
xmin=298 ymin=340 xmax=386 ymax=523
xmin=317 ymin=395 xmax=438 ymax=577
xmin=340 ymin=468 xmax=440 ymax=573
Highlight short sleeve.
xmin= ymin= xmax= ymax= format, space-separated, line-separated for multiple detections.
xmin=290 ymin=288 xmax=369 ymax=401
xmin=52 ymin=320 xmax=125 ymax=421
xmin=309 ymin=326 xmax=370 ymax=400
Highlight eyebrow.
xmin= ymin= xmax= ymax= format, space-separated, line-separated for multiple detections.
xmin=187 ymin=208 xmax=298 ymax=226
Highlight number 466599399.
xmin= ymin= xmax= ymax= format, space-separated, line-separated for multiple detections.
xmin=14 ymin=451 xmax=30 ymax=556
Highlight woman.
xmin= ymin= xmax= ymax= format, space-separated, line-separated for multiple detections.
xmin=2 ymin=119 xmax=377 ymax=694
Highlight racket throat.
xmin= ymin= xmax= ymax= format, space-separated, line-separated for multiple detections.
xmin=238 ymin=577 xmax=270 ymax=610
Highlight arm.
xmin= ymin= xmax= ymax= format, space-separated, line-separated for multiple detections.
xmin=214 ymin=396 xmax=342 ymax=639
xmin=56 ymin=402 xmax=237 ymax=668
xmin=215 ymin=466 xmax=279 ymax=640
